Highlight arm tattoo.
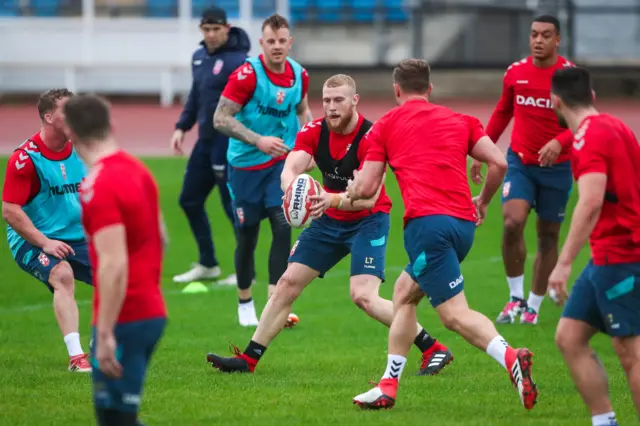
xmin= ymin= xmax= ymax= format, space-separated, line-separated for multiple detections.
xmin=213 ymin=96 xmax=261 ymax=145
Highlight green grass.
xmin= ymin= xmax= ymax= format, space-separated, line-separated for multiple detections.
xmin=0 ymin=157 xmax=635 ymax=425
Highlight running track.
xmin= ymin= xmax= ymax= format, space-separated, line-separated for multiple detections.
xmin=1 ymin=99 xmax=640 ymax=156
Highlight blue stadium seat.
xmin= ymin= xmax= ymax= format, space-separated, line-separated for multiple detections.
xmin=289 ymin=0 xmax=408 ymax=24
xmin=31 ymin=0 xmax=60 ymax=17
xmin=0 ymin=0 xmax=20 ymax=16
xmin=146 ymin=0 xmax=175 ymax=17
xmin=191 ymin=0 xmax=239 ymax=19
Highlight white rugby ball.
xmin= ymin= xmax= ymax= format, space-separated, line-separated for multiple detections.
xmin=283 ymin=174 xmax=321 ymax=228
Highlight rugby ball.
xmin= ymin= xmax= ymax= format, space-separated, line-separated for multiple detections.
xmin=283 ymin=174 xmax=321 ymax=228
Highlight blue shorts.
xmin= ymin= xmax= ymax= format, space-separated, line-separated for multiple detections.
xmin=91 ymin=317 xmax=166 ymax=413
xmin=403 ymin=215 xmax=476 ymax=307
xmin=562 ymin=260 xmax=640 ymax=337
xmin=14 ymin=240 xmax=93 ymax=291
xmin=227 ymin=160 xmax=285 ymax=228
xmin=502 ymin=148 xmax=573 ymax=223
xmin=288 ymin=212 xmax=390 ymax=280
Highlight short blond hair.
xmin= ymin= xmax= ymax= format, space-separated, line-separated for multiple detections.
xmin=323 ymin=74 xmax=356 ymax=91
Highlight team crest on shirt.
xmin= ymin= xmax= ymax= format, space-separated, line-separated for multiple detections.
xmin=502 ymin=181 xmax=511 ymax=197
xmin=276 ymin=91 xmax=286 ymax=105
xmin=236 ymin=207 xmax=245 ymax=224
xmin=38 ymin=253 xmax=50 ymax=267
xmin=213 ymin=59 xmax=224 ymax=75
xmin=60 ymin=163 xmax=67 ymax=180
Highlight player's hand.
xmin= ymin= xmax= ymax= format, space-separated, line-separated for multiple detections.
xmin=96 ymin=331 xmax=122 ymax=379
xmin=42 ymin=239 xmax=75 ymax=259
xmin=548 ymin=263 xmax=571 ymax=306
xmin=346 ymin=170 xmax=360 ymax=203
xmin=470 ymin=159 xmax=484 ymax=184
xmin=257 ymin=136 xmax=289 ymax=157
xmin=308 ymin=188 xmax=334 ymax=218
xmin=472 ymin=196 xmax=488 ymax=227
xmin=538 ymin=139 xmax=562 ymax=167
xmin=170 ymin=129 xmax=186 ymax=155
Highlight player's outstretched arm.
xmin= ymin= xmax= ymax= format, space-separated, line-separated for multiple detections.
xmin=296 ymin=94 xmax=313 ymax=127
xmin=281 ymin=150 xmax=314 ymax=192
xmin=347 ymin=161 xmax=385 ymax=202
xmin=470 ymin=136 xmax=508 ymax=206
xmin=339 ymin=173 xmax=384 ymax=211
xmin=94 ymin=224 xmax=129 ymax=338
xmin=213 ymin=96 xmax=262 ymax=145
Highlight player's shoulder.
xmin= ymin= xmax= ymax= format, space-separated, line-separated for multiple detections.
xmin=504 ymin=57 xmax=530 ymax=78
xmin=556 ymin=55 xmax=575 ymax=69
xmin=229 ymin=60 xmax=255 ymax=80
xmin=298 ymin=118 xmax=324 ymax=136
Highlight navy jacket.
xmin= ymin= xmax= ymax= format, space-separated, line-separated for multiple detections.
xmin=176 ymin=27 xmax=251 ymax=140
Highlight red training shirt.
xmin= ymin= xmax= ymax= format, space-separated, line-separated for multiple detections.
xmin=365 ymin=99 xmax=485 ymax=226
xmin=571 ymin=113 xmax=640 ymax=265
xmin=487 ymin=56 xmax=574 ymax=165
xmin=2 ymin=133 xmax=73 ymax=206
xmin=293 ymin=114 xmax=392 ymax=221
xmin=80 ymin=151 xmax=167 ymax=325
xmin=221 ymin=54 xmax=310 ymax=170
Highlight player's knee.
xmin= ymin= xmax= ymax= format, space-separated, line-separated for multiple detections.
xmin=554 ymin=324 xmax=585 ymax=355
xmin=349 ymin=280 xmax=379 ymax=314
xmin=612 ymin=337 xmax=640 ymax=374
xmin=537 ymin=230 xmax=559 ymax=254
xmin=503 ymin=215 xmax=526 ymax=237
xmin=49 ymin=261 xmax=75 ymax=293
xmin=274 ymin=272 xmax=304 ymax=302
xmin=178 ymin=191 xmax=203 ymax=211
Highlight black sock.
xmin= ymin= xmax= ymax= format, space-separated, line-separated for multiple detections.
xmin=95 ymin=407 xmax=139 ymax=426
xmin=244 ymin=340 xmax=267 ymax=362
xmin=414 ymin=329 xmax=436 ymax=352
xmin=239 ymin=297 xmax=252 ymax=304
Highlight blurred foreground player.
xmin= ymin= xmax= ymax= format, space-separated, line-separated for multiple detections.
xmin=206 ymin=74 xmax=453 ymax=375
xmin=2 ymin=88 xmax=92 ymax=372
xmin=470 ymin=15 xmax=575 ymax=325
xmin=214 ymin=13 xmax=312 ymax=326
xmin=171 ymin=7 xmax=252 ymax=285
xmin=550 ymin=67 xmax=640 ymax=426
xmin=348 ymin=59 xmax=538 ymax=410
xmin=65 ymin=95 xmax=167 ymax=426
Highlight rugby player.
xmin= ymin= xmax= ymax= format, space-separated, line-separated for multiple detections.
xmin=205 ymin=74 xmax=453 ymax=375
xmin=348 ymin=59 xmax=538 ymax=410
xmin=2 ymin=88 xmax=92 ymax=372
xmin=550 ymin=66 xmax=640 ymax=426
xmin=470 ymin=15 xmax=575 ymax=325
xmin=65 ymin=95 xmax=168 ymax=426
xmin=213 ymin=13 xmax=312 ymax=327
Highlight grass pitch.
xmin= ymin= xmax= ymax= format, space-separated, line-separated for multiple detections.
xmin=0 ymin=157 xmax=635 ymax=425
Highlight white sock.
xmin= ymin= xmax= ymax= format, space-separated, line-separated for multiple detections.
xmin=527 ymin=292 xmax=545 ymax=313
xmin=592 ymin=412 xmax=617 ymax=426
xmin=239 ymin=299 xmax=254 ymax=309
xmin=507 ymin=275 xmax=524 ymax=300
xmin=486 ymin=335 xmax=509 ymax=369
xmin=381 ymin=354 xmax=407 ymax=381
xmin=63 ymin=332 xmax=84 ymax=357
